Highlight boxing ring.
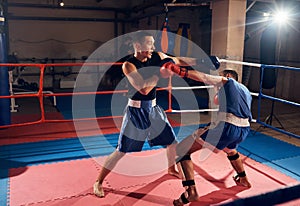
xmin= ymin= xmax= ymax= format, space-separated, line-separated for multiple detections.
xmin=1 ymin=60 xmax=300 ymax=139
xmin=0 ymin=60 xmax=300 ymax=206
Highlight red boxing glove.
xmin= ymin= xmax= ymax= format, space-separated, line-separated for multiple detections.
xmin=161 ymin=62 xmax=188 ymax=78
xmin=214 ymin=94 xmax=219 ymax=105
xmin=160 ymin=65 xmax=174 ymax=78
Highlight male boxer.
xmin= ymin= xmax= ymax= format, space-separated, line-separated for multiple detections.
xmin=162 ymin=62 xmax=252 ymax=205
xmin=94 ymin=31 xmax=208 ymax=198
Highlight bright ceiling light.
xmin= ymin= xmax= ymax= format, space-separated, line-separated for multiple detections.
xmin=58 ymin=0 xmax=64 ymax=7
xmin=273 ymin=10 xmax=289 ymax=24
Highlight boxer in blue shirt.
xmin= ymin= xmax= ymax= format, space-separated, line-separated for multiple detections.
xmin=162 ymin=63 xmax=252 ymax=205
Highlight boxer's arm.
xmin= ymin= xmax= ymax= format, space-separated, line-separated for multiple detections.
xmin=162 ymin=62 xmax=226 ymax=85
xmin=122 ymin=61 xmax=158 ymax=95
xmin=188 ymin=70 xmax=226 ymax=85
xmin=157 ymin=52 xmax=220 ymax=69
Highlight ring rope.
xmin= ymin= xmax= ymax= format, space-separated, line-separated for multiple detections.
xmin=261 ymin=93 xmax=300 ymax=107
xmin=172 ymin=85 xmax=213 ymax=90
xmin=250 ymin=92 xmax=259 ymax=97
xmin=219 ymin=59 xmax=261 ymax=67
xmin=171 ymin=108 xmax=218 ymax=113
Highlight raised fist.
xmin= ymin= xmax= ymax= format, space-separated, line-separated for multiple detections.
xmin=159 ymin=58 xmax=176 ymax=78
xmin=160 ymin=64 xmax=174 ymax=78
xmin=161 ymin=62 xmax=188 ymax=78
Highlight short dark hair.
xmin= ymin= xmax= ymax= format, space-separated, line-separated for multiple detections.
xmin=133 ymin=31 xmax=153 ymax=44
xmin=222 ymin=69 xmax=238 ymax=81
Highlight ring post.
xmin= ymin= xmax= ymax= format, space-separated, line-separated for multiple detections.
xmin=0 ymin=6 xmax=11 ymax=126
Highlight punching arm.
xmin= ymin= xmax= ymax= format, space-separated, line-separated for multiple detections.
xmin=187 ymin=70 xmax=225 ymax=85
xmin=162 ymin=62 xmax=226 ymax=86
xmin=161 ymin=62 xmax=188 ymax=78
xmin=157 ymin=52 xmax=220 ymax=70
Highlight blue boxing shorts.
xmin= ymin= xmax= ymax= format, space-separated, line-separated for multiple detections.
xmin=117 ymin=99 xmax=177 ymax=153
xmin=200 ymin=122 xmax=250 ymax=150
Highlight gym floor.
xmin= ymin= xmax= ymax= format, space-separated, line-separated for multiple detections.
xmin=1 ymin=93 xmax=300 ymax=206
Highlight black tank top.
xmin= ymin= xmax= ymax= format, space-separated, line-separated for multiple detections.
xmin=125 ymin=52 xmax=162 ymax=100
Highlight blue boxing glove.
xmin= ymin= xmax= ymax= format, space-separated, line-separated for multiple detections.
xmin=209 ymin=56 xmax=220 ymax=70
xmin=196 ymin=56 xmax=220 ymax=71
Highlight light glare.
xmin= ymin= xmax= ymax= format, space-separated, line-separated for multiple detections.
xmin=273 ymin=10 xmax=289 ymax=24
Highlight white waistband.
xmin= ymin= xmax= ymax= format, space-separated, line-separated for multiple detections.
xmin=217 ymin=112 xmax=250 ymax=127
xmin=128 ymin=98 xmax=156 ymax=108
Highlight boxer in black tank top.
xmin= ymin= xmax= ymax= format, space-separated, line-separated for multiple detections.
xmin=94 ymin=31 xmax=197 ymax=198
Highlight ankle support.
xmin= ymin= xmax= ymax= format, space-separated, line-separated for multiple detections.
xmin=227 ymin=152 xmax=239 ymax=161
xmin=237 ymin=171 xmax=246 ymax=177
xmin=182 ymin=180 xmax=195 ymax=187
xmin=176 ymin=154 xmax=191 ymax=163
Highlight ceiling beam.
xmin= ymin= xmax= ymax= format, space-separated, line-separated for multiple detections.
xmin=7 ymin=2 xmax=128 ymax=14
xmin=7 ymin=15 xmax=127 ymax=23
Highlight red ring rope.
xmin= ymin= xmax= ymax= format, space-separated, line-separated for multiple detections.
xmin=0 ymin=62 xmax=172 ymax=129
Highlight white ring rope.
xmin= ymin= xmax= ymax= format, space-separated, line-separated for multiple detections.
xmin=171 ymin=108 xmax=219 ymax=113
xmin=172 ymin=85 xmax=214 ymax=90
xmin=219 ymin=59 xmax=261 ymax=68
xmin=250 ymin=92 xmax=259 ymax=97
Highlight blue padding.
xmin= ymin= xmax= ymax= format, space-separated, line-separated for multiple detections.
xmin=0 ymin=125 xmax=200 ymax=169
xmin=0 ymin=169 xmax=8 ymax=206
xmin=238 ymin=131 xmax=300 ymax=181
xmin=1 ymin=125 xmax=299 ymax=183
xmin=266 ymin=156 xmax=300 ymax=181
xmin=239 ymin=132 xmax=300 ymax=162
xmin=0 ymin=134 xmax=119 ymax=168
